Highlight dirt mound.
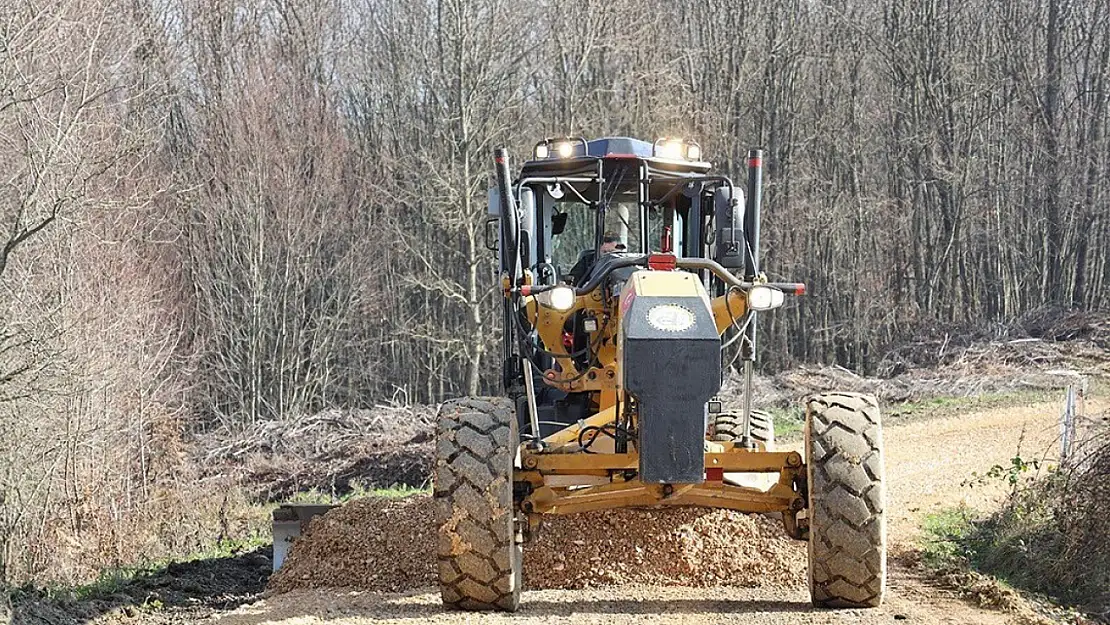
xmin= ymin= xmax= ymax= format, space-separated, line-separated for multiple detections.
xmin=268 ymin=497 xmax=433 ymax=594
xmin=268 ymin=496 xmax=806 ymax=594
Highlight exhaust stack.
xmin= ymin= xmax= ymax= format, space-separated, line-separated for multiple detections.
xmin=494 ymin=147 xmax=521 ymax=283
xmin=740 ymin=149 xmax=764 ymax=448
xmin=743 ymin=149 xmax=763 ymax=281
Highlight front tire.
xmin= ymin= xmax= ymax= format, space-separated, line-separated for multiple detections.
xmin=434 ymin=397 xmax=522 ymax=611
xmin=805 ymin=392 xmax=886 ymax=608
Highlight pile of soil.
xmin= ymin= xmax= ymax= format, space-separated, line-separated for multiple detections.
xmin=267 ymin=496 xmax=805 ymax=594
xmin=268 ymin=497 xmax=433 ymax=593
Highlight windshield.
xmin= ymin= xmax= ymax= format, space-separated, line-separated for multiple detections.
xmin=551 ymin=202 xmax=594 ymax=275
xmin=601 ymin=201 xmax=642 ymax=254
xmin=550 ymin=198 xmax=671 ymax=278
xmin=550 ymin=201 xmax=646 ymax=270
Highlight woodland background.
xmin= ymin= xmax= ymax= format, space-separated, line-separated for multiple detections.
xmin=1 ymin=0 xmax=1108 ymax=586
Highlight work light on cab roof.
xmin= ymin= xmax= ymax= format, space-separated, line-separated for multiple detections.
xmin=533 ymin=136 xmax=703 ymax=162
xmin=653 ymin=137 xmax=702 ymax=161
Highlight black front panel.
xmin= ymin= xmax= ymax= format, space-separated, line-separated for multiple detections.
xmin=623 ymin=294 xmax=721 ymax=484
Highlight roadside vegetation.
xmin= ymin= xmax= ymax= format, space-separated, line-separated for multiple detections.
xmin=3 ymin=538 xmax=274 ymax=625
xmin=769 ymin=406 xmax=806 ymax=439
xmin=771 ymin=390 xmax=1060 ymax=442
xmin=920 ymin=436 xmax=1110 ymax=622
xmin=888 ymin=390 xmax=1058 ymax=419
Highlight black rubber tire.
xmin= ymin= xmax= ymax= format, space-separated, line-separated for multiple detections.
xmin=712 ymin=409 xmax=775 ymax=449
xmin=434 ymin=397 xmax=522 ymax=611
xmin=805 ymin=392 xmax=886 ymax=608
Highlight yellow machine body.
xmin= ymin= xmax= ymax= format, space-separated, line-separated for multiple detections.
xmin=514 ymin=269 xmax=806 ymax=537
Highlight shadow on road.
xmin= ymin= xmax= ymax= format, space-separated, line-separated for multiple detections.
xmin=521 ymin=598 xmax=815 ymax=615
xmin=8 ymin=546 xmax=271 ymax=625
xmin=213 ymin=590 xmax=816 ymax=624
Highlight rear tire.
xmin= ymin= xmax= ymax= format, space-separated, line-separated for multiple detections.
xmin=805 ymin=392 xmax=886 ymax=608
xmin=712 ymin=409 xmax=775 ymax=449
xmin=434 ymin=397 xmax=522 ymax=612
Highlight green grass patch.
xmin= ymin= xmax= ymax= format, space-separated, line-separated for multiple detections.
xmin=371 ymin=484 xmax=430 ymax=498
xmin=920 ymin=506 xmax=983 ymax=570
xmin=889 ymin=389 xmax=1056 ymax=419
xmin=919 ymin=454 xmax=1048 ymax=575
xmin=66 ymin=565 xmax=156 ymax=603
xmin=766 ymin=405 xmax=805 ymax=440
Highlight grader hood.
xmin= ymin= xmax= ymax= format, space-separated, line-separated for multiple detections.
xmin=619 ymin=270 xmax=721 ymax=484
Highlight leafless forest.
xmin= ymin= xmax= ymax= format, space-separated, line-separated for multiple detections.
xmin=1 ymin=0 xmax=1108 ymax=587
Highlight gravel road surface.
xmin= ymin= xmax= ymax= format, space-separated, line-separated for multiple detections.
xmin=214 ymin=397 xmax=1090 ymax=625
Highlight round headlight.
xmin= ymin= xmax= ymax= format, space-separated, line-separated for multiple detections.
xmin=556 ymin=142 xmax=575 ymax=158
xmin=747 ymin=285 xmax=785 ymax=311
xmin=548 ymin=286 xmax=576 ymax=311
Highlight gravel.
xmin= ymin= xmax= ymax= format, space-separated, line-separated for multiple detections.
xmin=268 ymin=498 xmax=804 ymax=594
xmin=524 ymin=508 xmax=804 ymax=589
xmin=268 ymin=497 xmax=433 ymax=594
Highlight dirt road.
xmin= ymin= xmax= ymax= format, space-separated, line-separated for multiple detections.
xmin=213 ymin=397 xmax=1088 ymax=625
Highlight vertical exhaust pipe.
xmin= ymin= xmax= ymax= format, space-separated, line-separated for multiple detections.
xmin=494 ymin=148 xmax=520 ymax=392
xmin=743 ymin=149 xmax=763 ymax=281
xmin=740 ymin=148 xmax=763 ymax=449
xmin=494 ymin=148 xmax=520 ymax=283
xmin=493 ymin=148 xmax=540 ymax=442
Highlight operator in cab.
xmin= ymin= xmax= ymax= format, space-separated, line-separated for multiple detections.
xmin=564 ymin=202 xmax=637 ymax=286
xmin=566 ymin=231 xmax=624 ymax=285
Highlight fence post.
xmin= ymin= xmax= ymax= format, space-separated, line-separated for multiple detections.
xmin=1060 ymin=384 xmax=1076 ymax=466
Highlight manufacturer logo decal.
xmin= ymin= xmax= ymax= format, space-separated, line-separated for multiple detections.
xmin=647 ymin=304 xmax=695 ymax=332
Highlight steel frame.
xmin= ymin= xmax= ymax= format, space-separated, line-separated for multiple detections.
xmin=515 ymin=446 xmax=808 ymax=539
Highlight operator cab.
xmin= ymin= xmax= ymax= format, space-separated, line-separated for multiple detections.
xmin=495 ymin=137 xmax=729 ymax=287
xmin=489 ymin=136 xmax=752 ymax=437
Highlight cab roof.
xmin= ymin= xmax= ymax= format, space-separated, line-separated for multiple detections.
xmin=577 ymin=137 xmax=654 ymax=158
xmin=519 ymin=136 xmax=712 ymax=175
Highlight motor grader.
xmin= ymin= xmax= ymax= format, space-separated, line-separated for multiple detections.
xmin=435 ymin=137 xmax=885 ymax=611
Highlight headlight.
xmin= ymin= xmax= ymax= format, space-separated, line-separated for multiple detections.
xmin=747 ymin=285 xmax=785 ymax=311
xmin=541 ymin=286 xmax=576 ymax=311
xmin=534 ymin=143 xmax=549 ymax=159
xmin=556 ymin=142 xmax=575 ymax=158
xmin=686 ymin=144 xmax=701 ymax=160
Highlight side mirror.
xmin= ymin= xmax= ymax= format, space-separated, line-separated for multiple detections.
xmin=712 ymin=188 xmax=745 ymax=269
xmin=485 ymin=217 xmax=498 ymax=252
xmin=552 ymin=212 xmax=568 ymax=236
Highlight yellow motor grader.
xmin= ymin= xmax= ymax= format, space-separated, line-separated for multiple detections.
xmin=435 ymin=138 xmax=885 ymax=611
